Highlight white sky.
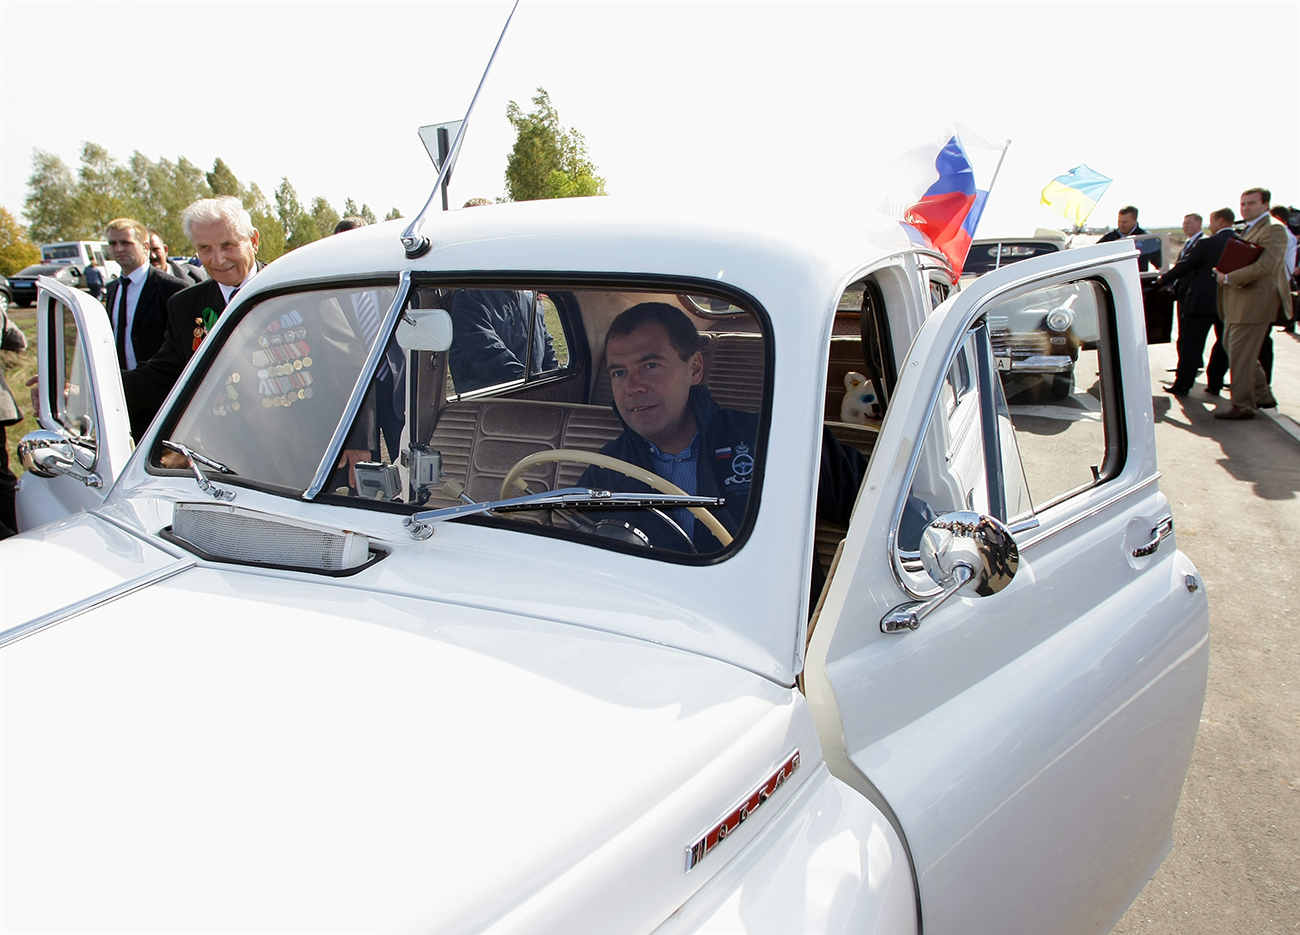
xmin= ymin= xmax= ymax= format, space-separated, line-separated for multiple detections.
xmin=1 ymin=0 xmax=1297 ymax=240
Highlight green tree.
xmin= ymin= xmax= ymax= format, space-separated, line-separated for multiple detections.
xmin=245 ymin=182 xmax=285 ymax=261
xmin=0 ymin=206 xmax=41 ymax=276
xmin=275 ymin=177 xmax=321 ymax=251
xmin=384 ymin=207 xmax=403 ymax=221
xmin=206 ymin=157 xmax=243 ymax=198
xmin=131 ymin=153 xmax=211 ymax=251
xmin=503 ymin=88 xmax=607 ymax=202
xmin=73 ymin=142 xmax=138 ymax=233
xmin=23 ymin=150 xmax=81 ymax=243
xmin=312 ymin=197 xmax=341 ymax=237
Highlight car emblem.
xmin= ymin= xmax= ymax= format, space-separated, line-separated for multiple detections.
xmin=685 ymin=749 xmax=800 ymax=871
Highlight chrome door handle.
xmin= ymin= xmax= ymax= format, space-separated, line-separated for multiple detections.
xmin=1132 ymin=516 xmax=1173 ymax=558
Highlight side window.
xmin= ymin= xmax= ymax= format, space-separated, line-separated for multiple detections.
xmin=444 ymin=289 xmax=570 ymax=398
xmin=896 ymin=277 xmax=1121 ymax=581
xmin=988 ymin=279 xmax=1115 ymax=509
xmin=49 ymin=300 xmax=98 ymax=443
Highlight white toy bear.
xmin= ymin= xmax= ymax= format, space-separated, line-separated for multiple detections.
xmin=840 ymin=371 xmax=882 ymax=424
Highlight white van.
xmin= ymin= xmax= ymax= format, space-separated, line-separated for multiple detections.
xmin=39 ymin=241 xmax=121 ymax=281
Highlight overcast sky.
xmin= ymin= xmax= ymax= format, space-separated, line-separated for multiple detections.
xmin=1 ymin=0 xmax=1296 ymax=239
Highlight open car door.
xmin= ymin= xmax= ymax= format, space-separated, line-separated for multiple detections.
xmin=806 ymin=241 xmax=1208 ymax=935
xmin=14 ymin=277 xmax=132 ymax=531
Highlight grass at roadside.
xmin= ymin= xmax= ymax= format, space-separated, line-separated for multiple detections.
xmin=2 ymin=307 xmax=39 ymax=479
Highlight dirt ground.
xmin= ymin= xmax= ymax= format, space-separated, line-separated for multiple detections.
xmin=1113 ymin=327 xmax=1300 ymax=933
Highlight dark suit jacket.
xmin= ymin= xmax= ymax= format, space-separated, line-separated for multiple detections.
xmin=122 ymin=277 xmax=231 ymax=439
xmin=104 ymin=267 xmax=189 ymax=368
xmin=1158 ymin=228 xmax=1230 ymax=320
xmin=1098 ymin=224 xmax=1161 ymax=272
xmin=166 ymin=260 xmax=208 ymax=286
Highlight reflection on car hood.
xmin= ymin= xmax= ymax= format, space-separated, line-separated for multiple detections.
xmin=2 ymin=562 xmax=814 ymax=933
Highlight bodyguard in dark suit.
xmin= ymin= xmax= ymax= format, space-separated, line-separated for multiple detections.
xmin=1098 ymin=205 xmax=1161 ymax=271
xmin=149 ymin=231 xmax=208 ymax=286
xmin=104 ymin=218 xmax=188 ymax=370
xmin=1158 ymin=209 xmax=1233 ymax=395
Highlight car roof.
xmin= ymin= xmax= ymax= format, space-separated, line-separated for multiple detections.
xmin=249 ymin=197 xmax=927 ymax=320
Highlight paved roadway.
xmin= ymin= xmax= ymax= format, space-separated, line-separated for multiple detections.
xmin=1108 ymin=326 xmax=1300 ymax=933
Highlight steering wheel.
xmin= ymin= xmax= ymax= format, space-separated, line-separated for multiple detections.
xmin=500 ymin=448 xmax=733 ymax=547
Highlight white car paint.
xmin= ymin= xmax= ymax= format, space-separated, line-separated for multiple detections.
xmin=3 ymin=197 xmax=1207 ymax=933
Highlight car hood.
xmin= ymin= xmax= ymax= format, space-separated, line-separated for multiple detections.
xmin=2 ymin=548 xmax=815 ymax=933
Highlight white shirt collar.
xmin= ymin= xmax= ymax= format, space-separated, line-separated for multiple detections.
xmin=121 ymin=263 xmax=147 ymax=288
xmin=217 ymin=265 xmax=259 ymax=304
xmin=1243 ymin=212 xmax=1269 ymax=232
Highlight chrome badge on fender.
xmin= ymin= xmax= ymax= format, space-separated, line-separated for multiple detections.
xmin=685 ymin=750 xmax=800 ymax=871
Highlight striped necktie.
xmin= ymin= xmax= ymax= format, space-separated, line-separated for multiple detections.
xmin=352 ymin=291 xmax=389 ymax=379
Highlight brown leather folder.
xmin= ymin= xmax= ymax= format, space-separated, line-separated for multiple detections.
xmin=1215 ymin=236 xmax=1265 ymax=275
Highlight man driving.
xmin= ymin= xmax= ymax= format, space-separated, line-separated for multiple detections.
xmin=579 ymin=303 xmax=869 ymax=566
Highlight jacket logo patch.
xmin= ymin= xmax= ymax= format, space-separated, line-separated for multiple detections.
xmin=723 ymin=442 xmax=753 ymax=487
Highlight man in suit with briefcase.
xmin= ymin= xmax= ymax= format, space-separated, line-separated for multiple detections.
xmin=103 ymin=218 xmax=189 ymax=372
xmin=1213 ymin=187 xmax=1292 ymax=419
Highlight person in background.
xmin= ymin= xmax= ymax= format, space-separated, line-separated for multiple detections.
xmin=1160 ymin=209 xmax=1232 ymax=396
xmin=149 ymin=230 xmax=207 ymax=285
xmin=0 ymin=306 xmax=27 ymax=538
xmin=1269 ymin=205 xmax=1297 ymax=334
xmin=1212 ymin=188 xmax=1290 ymax=419
xmin=104 ymin=218 xmax=188 ymax=371
xmin=1098 ymin=205 xmax=1161 ymax=271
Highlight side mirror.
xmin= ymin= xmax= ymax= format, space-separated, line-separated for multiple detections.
xmin=395 ymin=308 xmax=453 ymax=352
xmin=882 ymin=511 xmax=1018 ymax=632
xmin=17 ymin=429 xmax=102 ymax=488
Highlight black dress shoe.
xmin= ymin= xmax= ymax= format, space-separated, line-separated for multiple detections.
xmin=1163 ymin=384 xmax=1189 ymax=397
xmin=1204 ymin=387 xmax=1221 ymax=396
xmin=1214 ymin=407 xmax=1256 ymax=420
xmin=1260 ymin=401 xmax=1277 ymax=409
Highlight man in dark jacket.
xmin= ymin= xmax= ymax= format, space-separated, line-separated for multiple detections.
xmin=1158 ymin=208 xmax=1233 ymax=395
xmin=578 ymin=303 xmax=867 ymax=574
xmin=1098 ymin=205 xmax=1162 ymax=271
xmin=104 ymin=218 xmax=189 ymax=370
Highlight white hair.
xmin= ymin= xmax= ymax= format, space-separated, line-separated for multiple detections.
xmin=182 ymin=195 xmax=255 ymax=243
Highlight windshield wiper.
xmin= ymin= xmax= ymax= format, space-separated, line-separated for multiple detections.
xmin=404 ymin=487 xmax=724 ymax=539
xmin=161 ymin=439 xmax=237 ymax=502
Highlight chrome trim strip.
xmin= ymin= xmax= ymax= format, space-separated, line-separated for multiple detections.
xmin=0 ymin=559 xmax=195 ymax=649
xmin=1016 ymin=472 xmax=1162 ymax=551
xmin=305 ymin=271 xmax=413 ymax=500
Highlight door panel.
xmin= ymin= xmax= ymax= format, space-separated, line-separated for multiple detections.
xmin=15 ymin=279 xmax=131 ymax=530
xmin=805 ymin=242 xmax=1209 ymax=934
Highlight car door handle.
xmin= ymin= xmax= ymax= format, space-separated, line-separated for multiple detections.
xmin=1132 ymin=516 xmax=1173 ymax=558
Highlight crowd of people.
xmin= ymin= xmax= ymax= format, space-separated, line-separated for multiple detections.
xmin=1140 ymin=188 xmax=1298 ymax=419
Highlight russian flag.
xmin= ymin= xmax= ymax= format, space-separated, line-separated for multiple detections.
xmin=902 ymin=136 xmax=988 ymax=278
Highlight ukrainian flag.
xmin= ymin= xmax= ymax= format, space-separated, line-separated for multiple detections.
xmin=1040 ymin=165 xmax=1112 ymax=230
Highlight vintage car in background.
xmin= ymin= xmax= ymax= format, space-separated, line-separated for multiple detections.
xmin=965 ymin=230 xmax=1173 ymax=398
xmin=4 ymin=199 xmax=1208 ymax=934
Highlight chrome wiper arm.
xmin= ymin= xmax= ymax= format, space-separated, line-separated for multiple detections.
xmin=404 ymin=487 xmax=724 ymax=539
xmin=162 ymin=439 xmax=237 ymax=502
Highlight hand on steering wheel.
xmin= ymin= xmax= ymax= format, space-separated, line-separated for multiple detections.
xmin=499 ymin=448 xmax=733 ymax=547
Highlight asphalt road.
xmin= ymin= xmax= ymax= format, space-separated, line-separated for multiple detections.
xmin=1110 ymin=326 xmax=1300 ymax=933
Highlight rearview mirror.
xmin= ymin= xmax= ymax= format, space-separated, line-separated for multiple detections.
xmin=395 ymin=308 xmax=453 ymax=352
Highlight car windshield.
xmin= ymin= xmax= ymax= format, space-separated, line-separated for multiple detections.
xmin=156 ymin=282 xmax=769 ymax=560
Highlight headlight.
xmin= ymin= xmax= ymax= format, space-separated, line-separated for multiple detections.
xmin=1046 ymin=307 xmax=1074 ymax=332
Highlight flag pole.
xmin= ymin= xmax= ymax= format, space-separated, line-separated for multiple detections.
xmin=986 ymin=139 xmax=1011 ymax=200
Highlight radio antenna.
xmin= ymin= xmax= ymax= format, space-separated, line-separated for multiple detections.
xmin=401 ymin=0 xmax=521 ymax=259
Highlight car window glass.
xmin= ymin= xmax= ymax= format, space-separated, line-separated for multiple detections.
xmin=160 ymin=283 xmax=768 ymax=562
xmin=56 ymin=301 xmax=97 ymax=443
xmin=989 ymin=279 xmax=1113 ymax=509
xmin=163 ymin=284 xmax=398 ymax=492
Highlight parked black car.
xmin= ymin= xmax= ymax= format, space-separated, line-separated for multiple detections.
xmin=7 ymin=264 xmax=83 ymax=307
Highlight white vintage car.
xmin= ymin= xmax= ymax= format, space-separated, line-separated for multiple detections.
xmin=3 ymin=198 xmax=1208 ymax=934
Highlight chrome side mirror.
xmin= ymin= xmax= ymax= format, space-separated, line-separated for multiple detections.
xmin=17 ymin=429 xmax=102 ymax=488
xmin=882 ymin=511 xmax=1018 ymax=632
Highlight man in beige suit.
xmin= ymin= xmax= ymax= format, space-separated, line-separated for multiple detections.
xmin=1213 ymin=187 xmax=1293 ymax=419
